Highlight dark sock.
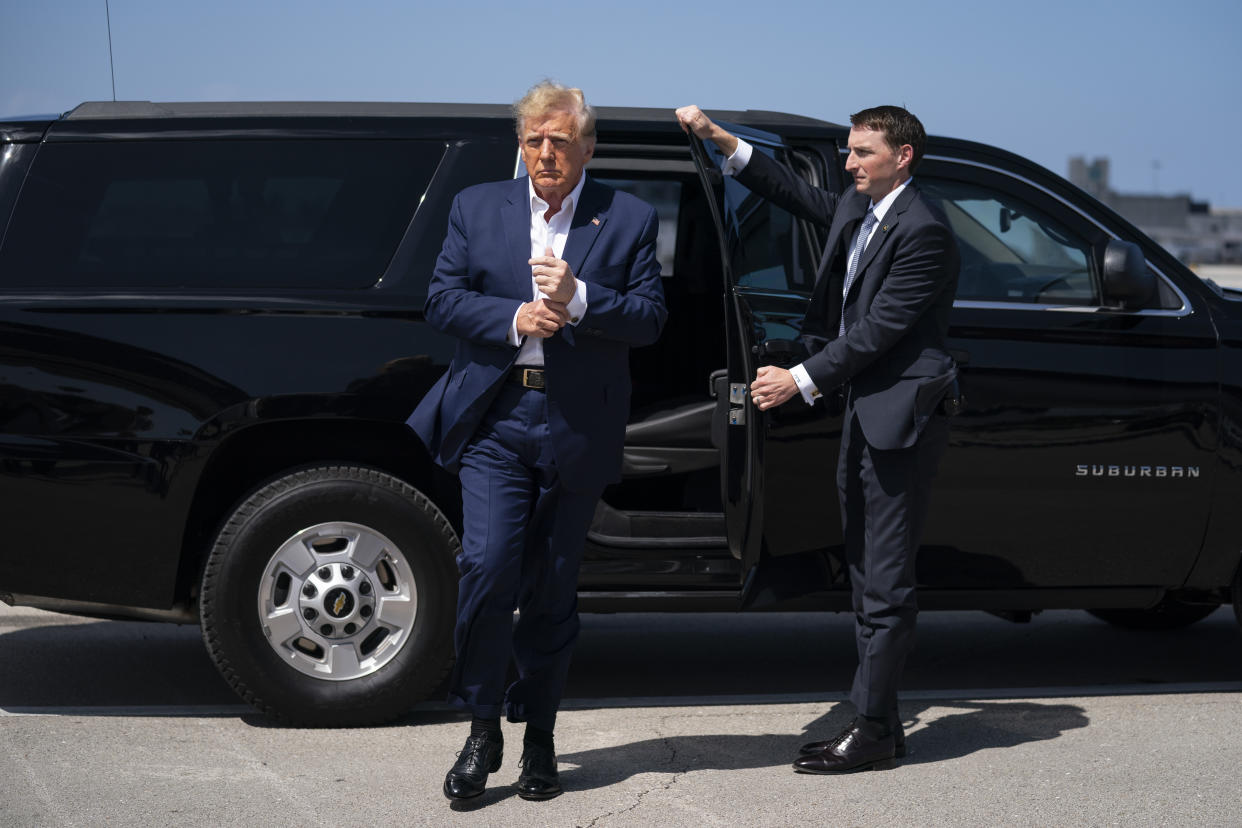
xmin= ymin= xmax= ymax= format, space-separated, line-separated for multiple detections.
xmin=858 ymin=714 xmax=892 ymax=739
xmin=470 ymin=716 xmax=502 ymax=741
xmin=524 ymin=724 xmax=555 ymax=751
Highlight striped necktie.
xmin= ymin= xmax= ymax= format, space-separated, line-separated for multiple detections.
xmin=839 ymin=208 xmax=877 ymax=337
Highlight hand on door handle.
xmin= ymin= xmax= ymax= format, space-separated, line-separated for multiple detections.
xmin=751 ymin=365 xmax=798 ymax=411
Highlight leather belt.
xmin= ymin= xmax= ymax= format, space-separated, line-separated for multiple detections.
xmin=508 ymin=367 xmax=546 ymax=391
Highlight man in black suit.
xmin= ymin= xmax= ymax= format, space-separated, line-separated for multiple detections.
xmin=676 ymin=104 xmax=960 ymax=773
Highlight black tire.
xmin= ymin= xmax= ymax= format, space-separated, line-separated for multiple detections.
xmin=200 ymin=465 xmax=458 ymax=726
xmin=1088 ymin=601 xmax=1218 ymax=631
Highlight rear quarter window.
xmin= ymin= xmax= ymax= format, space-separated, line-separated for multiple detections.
xmin=0 ymin=140 xmax=442 ymax=290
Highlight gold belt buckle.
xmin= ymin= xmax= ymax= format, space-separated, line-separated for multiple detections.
xmin=523 ymin=368 xmax=545 ymax=390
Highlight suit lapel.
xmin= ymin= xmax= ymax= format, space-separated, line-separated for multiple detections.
xmin=807 ymin=190 xmax=867 ymax=338
xmin=853 ymin=185 xmax=916 ymax=281
xmin=502 ymin=178 xmax=534 ymax=299
xmin=823 ymin=190 xmax=870 ymax=276
xmin=561 ymin=176 xmax=608 ymax=277
xmin=537 ymin=177 xmax=611 ymax=349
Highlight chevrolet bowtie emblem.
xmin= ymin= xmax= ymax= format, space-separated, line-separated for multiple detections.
xmin=333 ymin=593 xmax=348 ymax=616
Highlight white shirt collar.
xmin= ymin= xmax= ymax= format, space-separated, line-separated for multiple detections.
xmin=528 ymin=172 xmax=588 ymax=220
xmin=869 ymin=177 xmax=911 ymax=221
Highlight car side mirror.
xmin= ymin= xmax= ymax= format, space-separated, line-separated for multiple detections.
xmin=1101 ymin=239 xmax=1155 ymax=310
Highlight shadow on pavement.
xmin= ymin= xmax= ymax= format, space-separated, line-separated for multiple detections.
xmin=0 ymin=619 xmax=234 ymax=708
xmin=557 ymin=698 xmax=1089 ymax=791
xmin=1 ymin=608 xmax=1236 ymax=716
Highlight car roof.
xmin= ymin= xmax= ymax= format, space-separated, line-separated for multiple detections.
xmin=2 ymin=100 xmax=840 ymax=148
xmin=61 ymin=100 xmax=843 ymax=128
xmin=11 ymin=100 xmax=1059 ymax=201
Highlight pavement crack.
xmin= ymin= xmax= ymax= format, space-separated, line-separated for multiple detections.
xmin=580 ymin=715 xmax=684 ymax=828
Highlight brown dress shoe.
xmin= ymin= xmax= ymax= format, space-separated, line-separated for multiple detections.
xmin=799 ymin=717 xmax=906 ymax=758
xmin=793 ymin=722 xmax=897 ymax=774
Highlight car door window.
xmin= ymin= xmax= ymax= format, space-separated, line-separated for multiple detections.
xmin=919 ymin=177 xmax=1098 ymax=305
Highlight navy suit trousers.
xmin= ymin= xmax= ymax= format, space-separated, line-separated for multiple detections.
xmin=447 ymin=382 xmax=600 ymax=731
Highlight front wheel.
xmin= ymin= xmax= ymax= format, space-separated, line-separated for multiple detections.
xmin=200 ymin=466 xmax=459 ymax=726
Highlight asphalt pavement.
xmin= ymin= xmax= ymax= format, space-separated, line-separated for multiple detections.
xmin=2 ymin=603 xmax=1240 ymax=826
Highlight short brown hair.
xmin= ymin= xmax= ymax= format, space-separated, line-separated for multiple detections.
xmin=850 ymin=105 xmax=926 ymax=172
xmin=513 ymin=80 xmax=596 ymax=141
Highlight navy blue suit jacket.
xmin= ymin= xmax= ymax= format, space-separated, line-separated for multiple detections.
xmin=407 ymin=175 xmax=667 ymax=492
xmin=738 ymin=150 xmax=960 ymax=450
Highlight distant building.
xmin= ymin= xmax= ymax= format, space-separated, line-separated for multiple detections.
xmin=1068 ymin=156 xmax=1242 ymax=264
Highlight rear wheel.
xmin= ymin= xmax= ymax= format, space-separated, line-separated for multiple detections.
xmin=200 ymin=465 xmax=458 ymax=726
xmin=1088 ymin=601 xmax=1217 ymax=631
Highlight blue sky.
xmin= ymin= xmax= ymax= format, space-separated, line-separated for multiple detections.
xmin=4 ymin=0 xmax=1240 ymax=206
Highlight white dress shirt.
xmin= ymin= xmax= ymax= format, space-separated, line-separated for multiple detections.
xmin=724 ymin=139 xmax=909 ymax=404
xmin=508 ymin=174 xmax=591 ymax=366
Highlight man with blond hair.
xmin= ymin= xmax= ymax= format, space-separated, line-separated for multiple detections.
xmin=409 ymin=82 xmax=666 ymax=801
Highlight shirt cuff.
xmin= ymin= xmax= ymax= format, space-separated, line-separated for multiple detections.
xmin=790 ymin=363 xmax=821 ymax=406
xmin=566 ymin=278 xmax=588 ymax=325
xmin=721 ymin=138 xmax=753 ymax=176
xmin=508 ymin=306 xmax=523 ymax=347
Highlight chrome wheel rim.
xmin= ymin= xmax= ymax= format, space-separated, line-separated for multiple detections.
xmin=257 ymin=522 xmax=417 ymax=681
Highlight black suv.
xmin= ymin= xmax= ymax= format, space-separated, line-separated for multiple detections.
xmin=1 ymin=101 xmax=1238 ymax=725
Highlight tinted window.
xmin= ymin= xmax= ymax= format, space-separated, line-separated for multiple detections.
xmin=594 ymin=177 xmax=681 ymax=276
xmin=0 ymin=140 xmax=441 ymax=290
xmin=919 ymin=177 xmax=1097 ymax=305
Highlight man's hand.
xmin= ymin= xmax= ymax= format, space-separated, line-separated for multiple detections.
xmin=674 ymin=105 xmax=739 ymax=157
xmin=529 ymin=246 xmax=577 ymax=304
xmin=750 ymin=365 xmax=799 ymax=411
xmin=516 ymin=298 xmax=569 ymax=339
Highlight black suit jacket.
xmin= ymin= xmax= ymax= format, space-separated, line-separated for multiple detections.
xmin=738 ymin=149 xmax=960 ymax=450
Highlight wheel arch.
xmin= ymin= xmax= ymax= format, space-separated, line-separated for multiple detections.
xmin=174 ymin=418 xmax=460 ymax=610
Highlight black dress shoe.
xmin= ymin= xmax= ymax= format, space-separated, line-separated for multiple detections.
xmin=516 ymin=743 xmax=563 ymax=801
xmin=443 ymin=733 xmax=503 ymax=800
xmin=799 ymin=718 xmax=906 ymax=758
xmin=793 ymin=722 xmax=897 ymax=774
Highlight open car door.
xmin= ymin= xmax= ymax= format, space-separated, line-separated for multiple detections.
xmin=687 ymin=125 xmax=848 ymax=607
